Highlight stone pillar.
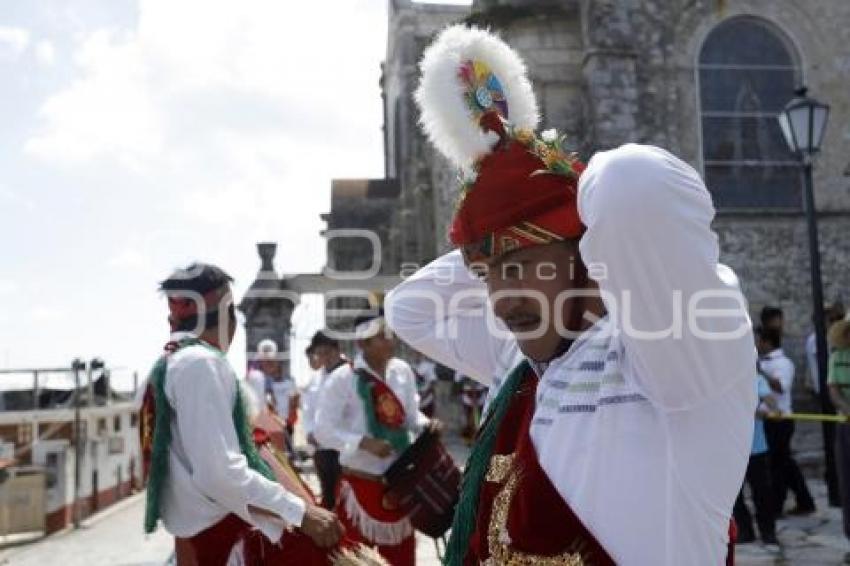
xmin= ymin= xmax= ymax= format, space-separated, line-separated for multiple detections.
xmin=580 ymin=0 xmax=640 ymax=152
xmin=238 ymin=242 xmax=299 ymax=375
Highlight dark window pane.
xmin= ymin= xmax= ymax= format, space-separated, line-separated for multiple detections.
xmin=698 ymin=17 xmax=800 ymax=209
xmin=702 ymin=116 xmax=796 ymax=162
xmin=700 ymin=19 xmax=794 ymax=66
xmin=705 ymin=164 xmax=801 ymax=209
xmin=699 ymin=68 xmax=798 ymax=113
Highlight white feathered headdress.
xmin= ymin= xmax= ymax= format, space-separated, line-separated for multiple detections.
xmin=414 ymin=25 xmax=585 ymax=263
xmin=414 ymin=25 xmax=539 ymax=168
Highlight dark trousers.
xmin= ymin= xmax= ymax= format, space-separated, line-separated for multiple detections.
xmin=835 ymin=424 xmax=850 ymax=538
xmin=733 ymin=452 xmax=776 ymax=541
xmin=826 ymin=421 xmax=842 ymax=506
xmin=314 ymin=448 xmax=340 ymax=510
xmin=764 ymin=419 xmax=815 ymax=513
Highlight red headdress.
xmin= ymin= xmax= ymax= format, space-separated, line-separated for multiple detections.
xmin=415 ymin=26 xmax=585 ymax=263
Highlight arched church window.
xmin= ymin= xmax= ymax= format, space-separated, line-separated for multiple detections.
xmin=698 ymin=17 xmax=801 ymax=209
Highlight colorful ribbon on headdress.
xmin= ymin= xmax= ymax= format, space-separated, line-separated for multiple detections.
xmin=449 ymin=58 xmax=585 ymax=264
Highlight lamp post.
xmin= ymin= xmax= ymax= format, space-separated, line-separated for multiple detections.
xmin=89 ymin=358 xmax=104 ymax=406
xmin=71 ymin=358 xmax=85 ymax=529
xmin=777 ymin=86 xmax=834 ymax=501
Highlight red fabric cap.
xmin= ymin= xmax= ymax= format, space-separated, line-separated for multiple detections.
xmin=449 ymin=140 xmax=583 ymax=249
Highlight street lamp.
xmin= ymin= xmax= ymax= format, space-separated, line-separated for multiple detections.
xmin=89 ymin=358 xmax=105 ymax=406
xmin=87 ymin=357 xmax=104 ymax=407
xmin=778 ymin=87 xmax=830 ymax=158
xmin=70 ymin=358 xmax=86 ymax=529
xmin=777 ymin=86 xmax=835 ymax=501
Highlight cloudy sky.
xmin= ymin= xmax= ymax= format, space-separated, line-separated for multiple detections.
xmin=0 ymin=0 xmax=468 ymax=388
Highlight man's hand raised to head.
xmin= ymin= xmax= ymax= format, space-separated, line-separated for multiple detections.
xmin=300 ymin=504 xmax=345 ymax=548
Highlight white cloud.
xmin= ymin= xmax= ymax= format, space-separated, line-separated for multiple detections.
xmin=25 ymin=28 xmax=162 ymax=168
xmin=25 ymin=0 xmax=386 ymax=171
xmin=7 ymin=0 xmax=391 ymax=375
xmin=109 ymin=248 xmax=149 ymax=270
xmin=0 ymin=26 xmax=30 ymax=58
xmin=0 ymin=184 xmax=35 ymax=210
xmin=34 ymin=39 xmax=55 ymax=66
xmin=0 ymin=280 xmax=19 ymax=296
xmin=31 ymin=306 xmax=65 ymax=322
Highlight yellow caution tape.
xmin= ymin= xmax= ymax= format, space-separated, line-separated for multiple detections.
xmin=766 ymin=412 xmax=849 ymax=423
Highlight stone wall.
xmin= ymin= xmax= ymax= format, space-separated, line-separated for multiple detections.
xmin=715 ymin=215 xmax=850 ymax=337
xmin=384 ymin=1 xmax=471 ymax=270
xmin=379 ymin=0 xmax=850 ymax=359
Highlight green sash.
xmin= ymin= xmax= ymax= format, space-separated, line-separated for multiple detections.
xmin=143 ymin=338 xmax=274 ymax=534
xmin=444 ymin=360 xmax=531 ymax=565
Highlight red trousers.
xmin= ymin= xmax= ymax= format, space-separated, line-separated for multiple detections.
xmin=179 ymin=513 xmax=329 ymax=565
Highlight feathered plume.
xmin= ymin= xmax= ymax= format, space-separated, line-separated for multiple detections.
xmin=415 ymin=25 xmax=539 ymax=168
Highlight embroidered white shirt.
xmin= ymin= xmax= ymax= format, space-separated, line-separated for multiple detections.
xmin=159 ymin=333 xmax=306 ymax=540
xmin=385 ymin=144 xmax=756 ymax=566
xmin=313 ymin=354 xmax=429 ymax=476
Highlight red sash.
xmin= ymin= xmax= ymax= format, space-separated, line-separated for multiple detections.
xmin=466 ymin=369 xmax=616 ymax=565
xmin=356 ymin=369 xmax=407 ymax=428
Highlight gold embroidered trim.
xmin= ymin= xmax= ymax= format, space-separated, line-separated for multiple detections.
xmin=486 ymin=454 xmax=515 ymax=483
xmin=484 ymin=460 xmax=587 ymax=565
xmin=511 ymin=221 xmax=566 ymax=244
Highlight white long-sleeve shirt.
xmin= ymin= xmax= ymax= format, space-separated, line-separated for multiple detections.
xmin=313 ymin=354 xmax=430 ymax=476
xmin=300 ymin=370 xmax=323 ymax=437
xmin=806 ymin=332 xmax=820 ymax=394
xmin=385 ymin=144 xmax=756 ymax=566
xmin=302 ymin=359 xmax=349 ymax=441
xmin=759 ymin=347 xmax=796 ymax=414
xmin=160 ymin=334 xmax=306 ymax=540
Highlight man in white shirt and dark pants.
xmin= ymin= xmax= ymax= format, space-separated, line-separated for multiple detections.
xmin=757 ymin=325 xmax=816 ymax=515
xmin=141 ymin=263 xmax=342 ymax=565
xmin=303 ymin=330 xmax=346 ymax=510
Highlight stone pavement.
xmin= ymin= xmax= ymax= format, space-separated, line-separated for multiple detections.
xmin=736 ymin=417 xmax=850 ymax=565
xmin=3 ymin=420 xmax=847 ymax=565
xmin=0 ymin=487 xmax=445 ymax=566
xmin=0 ymin=492 xmax=173 ymax=566
xmin=737 ymin=477 xmax=850 ymax=565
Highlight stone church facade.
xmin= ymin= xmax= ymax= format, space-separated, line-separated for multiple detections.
xmin=373 ymin=0 xmax=850 ymax=345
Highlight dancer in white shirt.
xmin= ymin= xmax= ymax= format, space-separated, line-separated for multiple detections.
xmin=140 ymin=262 xmax=342 ymax=565
xmin=384 ymin=25 xmax=755 ymax=565
xmin=314 ymin=314 xmax=433 ymax=565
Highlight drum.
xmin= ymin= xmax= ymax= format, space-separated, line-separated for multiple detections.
xmin=382 ymin=429 xmax=461 ymax=538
